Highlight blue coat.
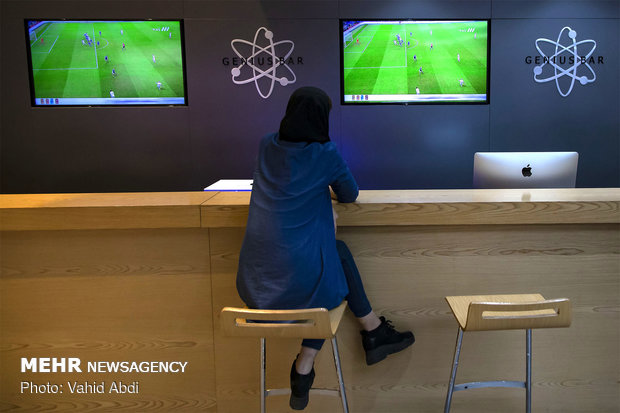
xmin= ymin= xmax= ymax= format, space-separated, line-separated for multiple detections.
xmin=236 ymin=133 xmax=359 ymax=311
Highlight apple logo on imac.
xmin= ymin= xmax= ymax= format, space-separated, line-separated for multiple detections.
xmin=522 ymin=164 xmax=532 ymax=177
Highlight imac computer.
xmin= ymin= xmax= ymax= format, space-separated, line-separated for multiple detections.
xmin=473 ymin=152 xmax=579 ymax=189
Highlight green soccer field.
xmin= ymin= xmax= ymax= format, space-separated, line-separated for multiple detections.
xmin=28 ymin=21 xmax=185 ymax=100
xmin=343 ymin=21 xmax=488 ymax=100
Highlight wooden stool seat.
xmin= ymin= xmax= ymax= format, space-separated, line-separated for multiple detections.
xmin=444 ymin=294 xmax=571 ymax=413
xmin=220 ymin=301 xmax=349 ymax=413
xmin=445 ymin=293 xmax=571 ymax=331
xmin=221 ymin=300 xmax=347 ymax=339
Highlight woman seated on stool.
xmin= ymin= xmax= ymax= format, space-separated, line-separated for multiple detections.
xmin=236 ymin=86 xmax=415 ymax=410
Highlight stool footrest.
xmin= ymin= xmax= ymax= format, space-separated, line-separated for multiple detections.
xmin=454 ymin=380 xmax=525 ymax=391
xmin=266 ymin=388 xmax=342 ymax=397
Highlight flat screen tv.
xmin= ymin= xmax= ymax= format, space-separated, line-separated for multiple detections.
xmin=25 ymin=19 xmax=188 ymax=106
xmin=340 ymin=19 xmax=490 ymax=104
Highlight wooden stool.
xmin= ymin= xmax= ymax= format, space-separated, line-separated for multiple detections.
xmin=220 ymin=301 xmax=349 ymax=413
xmin=444 ymin=294 xmax=571 ymax=413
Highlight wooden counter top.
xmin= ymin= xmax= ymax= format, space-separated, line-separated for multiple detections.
xmin=1 ymin=188 xmax=618 ymax=230
xmin=201 ymin=188 xmax=620 ymax=227
xmin=337 ymin=188 xmax=620 ymax=226
xmin=0 ymin=192 xmax=216 ymax=230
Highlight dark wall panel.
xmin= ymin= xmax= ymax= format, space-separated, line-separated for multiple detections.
xmin=1 ymin=108 xmax=192 ymax=193
xmin=0 ymin=1 xmax=192 ymax=193
xmin=338 ymin=0 xmax=490 ymax=19
xmin=489 ymin=18 xmax=619 ymax=187
xmin=186 ymin=1 xmax=338 ymax=19
xmin=1 ymin=0 xmax=618 ymax=193
xmin=341 ymin=105 xmax=489 ymax=189
xmin=184 ymin=17 xmax=341 ymax=190
xmin=337 ymin=0 xmax=491 ymax=189
xmin=492 ymin=1 xmax=619 ymax=19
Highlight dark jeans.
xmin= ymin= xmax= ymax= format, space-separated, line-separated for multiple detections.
xmin=301 ymin=240 xmax=373 ymax=350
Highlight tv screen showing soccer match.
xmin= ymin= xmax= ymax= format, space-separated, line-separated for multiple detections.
xmin=340 ymin=19 xmax=489 ymax=104
xmin=25 ymin=19 xmax=188 ymax=106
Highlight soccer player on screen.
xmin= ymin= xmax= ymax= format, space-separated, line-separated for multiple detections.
xmin=459 ymin=79 xmax=464 ymax=87
xmin=430 ymin=43 xmax=433 ymax=50
xmin=419 ymin=67 xmax=423 ymax=74
xmin=112 ymin=68 xmax=117 ymax=77
xmin=413 ymin=54 xmax=417 ymax=61
xmin=104 ymin=55 xmax=108 ymax=63
xmin=157 ymin=81 xmax=162 ymax=91
xmin=122 ymin=43 xmax=126 ymax=50
xmin=152 ymin=55 xmax=156 ymax=64
xmin=457 ymin=53 xmax=460 ymax=62
xmin=169 ymin=32 xmax=172 ymax=39
xmin=416 ymin=87 xmax=420 ymax=94
xmin=81 ymin=39 xmax=85 ymax=46
xmin=109 ymin=89 xmax=115 ymax=98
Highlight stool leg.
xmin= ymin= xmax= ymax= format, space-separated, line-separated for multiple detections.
xmin=444 ymin=327 xmax=464 ymax=413
xmin=260 ymin=337 xmax=266 ymax=413
xmin=526 ymin=329 xmax=532 ymax=413
xmin=331 ymin=337 xmax=349 ymax=413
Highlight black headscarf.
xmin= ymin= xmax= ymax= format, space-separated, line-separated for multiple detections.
xmin=278 ymin=87 xmax=332 ymax=143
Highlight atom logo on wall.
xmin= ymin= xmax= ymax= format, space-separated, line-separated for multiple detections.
xmin=533 ymin=26 xmax=597 ymax=97
xmin=230 ymin=27 xmax=297 ymax=99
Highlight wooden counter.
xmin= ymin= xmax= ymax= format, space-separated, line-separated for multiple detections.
xmin=0 ymin=192 xmax=216 ymax=230
xmin=201 ymin=188 xmax=620 ymax=227
xmin=1 ymin=189 xmax=619 ymax=412
xmin=2 ymin=188 xmax=618 ymax=229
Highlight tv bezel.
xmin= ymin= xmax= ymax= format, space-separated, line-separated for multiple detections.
xmin=24 ymin=18 xmax=189 ymax=107
xmin=339 ymin=18 xmax=491 ymax=106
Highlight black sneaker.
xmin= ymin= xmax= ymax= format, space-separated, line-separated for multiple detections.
xmin=289 ymin=358 xmax=315 ymax=410
xmin=361 ymin=316 xmax=415 ymax=365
